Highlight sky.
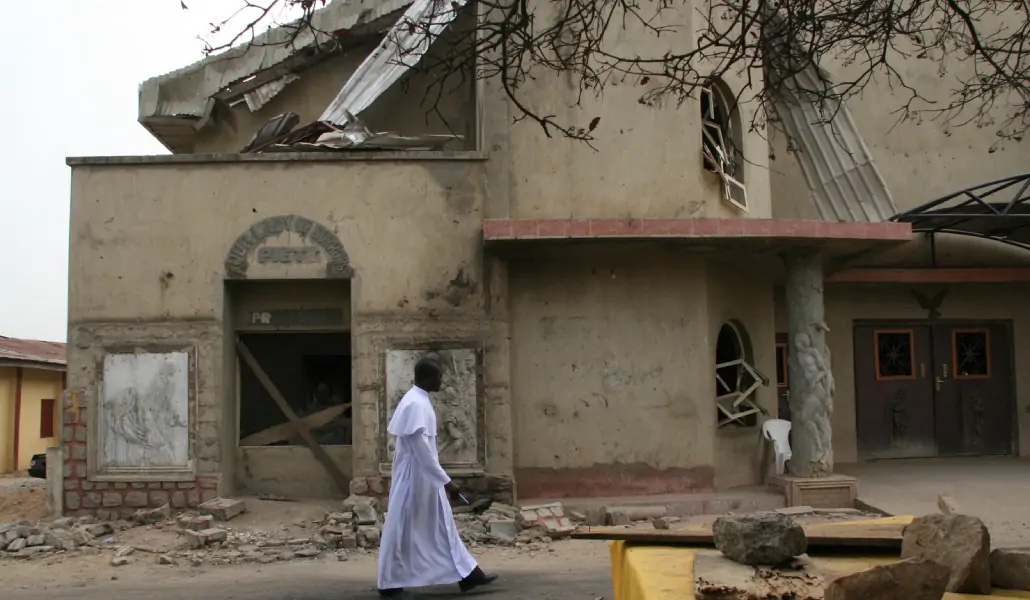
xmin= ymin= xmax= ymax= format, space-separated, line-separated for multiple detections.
xmin=0 ymin=1 xmax=298 ymax=343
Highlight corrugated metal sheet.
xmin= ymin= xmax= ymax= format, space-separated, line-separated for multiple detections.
xmin=766 ymin=11 xmax=897 ymax=222
xmin=138 ymin=0 xmax=416 ymax=122
xmin=0 ymin=336 xmax=66 ymax=366
xmin=244 ymin=74 xmax=301 ymax=112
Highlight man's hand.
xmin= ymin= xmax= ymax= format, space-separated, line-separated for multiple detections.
xmin=444 ymin=482 xmax=462 ymax=503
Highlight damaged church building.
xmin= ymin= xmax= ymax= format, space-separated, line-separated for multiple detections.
xmin=60 ymin=0 xmax=1030 ymax=517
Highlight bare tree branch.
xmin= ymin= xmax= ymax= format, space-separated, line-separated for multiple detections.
xmin=190 ymin=0 xmax=1030 ymax=147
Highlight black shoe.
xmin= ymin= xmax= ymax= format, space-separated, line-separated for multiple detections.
xmin=459 ymin=566 xmax=499 ymax=592
xmin=378 ymin=588 xmax=404 ymax=598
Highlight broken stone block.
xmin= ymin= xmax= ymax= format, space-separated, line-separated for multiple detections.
xmin=158 ymin=554 xmax=176 ymax=565
xmin=338 ymin=532 xmax=358 ymax=549
xmin=605 ymin=505 xmax=666 ymax=525
xmin=133 ymin=503 xmax=171 ymax=525
xmin=52 ymin=517 xmax=76 ymax=529
xmin=179 ymin=515 xmax=215 ymax=531
xmin=294 ymin=547 xmax=322 ymax=558
xmin=653 ymin=516 xmax=681 ymax=530
xmin=183 ymin=528 xmax=228 ymax=549
xmin=488 ymin=519 xmax=519 ymax=543
xmin=991 ymin=548 xmax=1030 ymax=590
xmin=198 ymin=498 xmax=247 ymax=522
xmin=342 ymin=495 xmax=378 ymax=512
xmin=825 ymin=558 xmax=950 ymax=600
xmin=712 ymin=513 xmax=808 ymax=566
xmin=110 ymin=556 xmax=130 ymax=567
xmin=900 ymin=514 xmax=991 ymax=594
xmin=84 ymin=523 xmax=113 ymax=538
xmin=6 ymin=538 xmax=27 ymax=552
xmin=775 ymin=505 xmax=815 ymax=516
xmin=357 ymin=526 xmax=380 ymax=548
xmin=584 ymin=507 xmax=607 ymax=526
xmin=937 ymin=495 xmax=961 ymax=516
xmin=349 ymin=478 xmax=369 ymax=496
xmin=115 ymin=545 xmax=136 ymax=557
xmin=25 ymin=534 xmax=46 ymax=547
xmin=353 ymin=502 xmax=378 ymax=525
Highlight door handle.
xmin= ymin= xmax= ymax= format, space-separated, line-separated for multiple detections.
xmin=935 ymin=377 xmax=943 ymax=392
xmin=941 ymin=364 xmax=949 ymax=380
xmin=920 ymin=363 xmax=926 ymax=378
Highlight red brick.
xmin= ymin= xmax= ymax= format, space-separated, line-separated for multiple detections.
xmin=566 ymin=219 xmax=591 ymax=237
xmin=667 ymin=219 xmax=696 ymax=235
xmin=717 ymin=219 xmax=745 ymax=235
xmin=741 ymin=219 xmax=772 ymax=236
xmin=615 ymin=219 xmax=643 ymax=236
xmin=511 ymin=220 xmax=538 ymax=238
xmin=589 ymin=219 xmax=619 ymax=236
xmin=482 ymin=220 xmax=512 ymax=239
xmin=536 ymin=220 xmax=567 ymax=237
xmin=693 ymin=219 xmax=719 ymax=236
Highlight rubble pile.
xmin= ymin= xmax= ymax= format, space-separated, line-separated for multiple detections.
xmin=3 ymin=495 xmax=581 ymax=567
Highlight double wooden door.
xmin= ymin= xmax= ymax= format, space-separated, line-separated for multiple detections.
xmin=854 ymin=322 xmax=1014 ymax=460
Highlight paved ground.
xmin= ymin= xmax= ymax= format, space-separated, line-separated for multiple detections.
xmin=841 ymin=456 xmax=1030 ymax=546
xmin=1 ymin=541 xmax=613 ymax=600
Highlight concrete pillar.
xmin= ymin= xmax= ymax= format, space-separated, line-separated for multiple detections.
xmin=783 ymin=251 xmax=834 ymax=477
xmin=46 ymin=446 xmax=64 ymax=517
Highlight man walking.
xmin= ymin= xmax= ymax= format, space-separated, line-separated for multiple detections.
xmin=377 ymin=356 xmax=498 ymax=598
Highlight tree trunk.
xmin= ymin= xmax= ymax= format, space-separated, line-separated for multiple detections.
xmin=784 ymin=251 xmax=834 ymax=478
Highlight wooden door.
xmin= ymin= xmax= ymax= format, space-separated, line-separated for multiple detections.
xmin=932 ymin=323 xmax=1014 ymax=456
xmin=854 ymin=325 xmax=936 ymax=459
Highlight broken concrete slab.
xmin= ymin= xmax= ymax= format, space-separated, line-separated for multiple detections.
xmin=133 ymin=503 xmax=171 ymax=525
xmin=198 ymin=498 xmax=247 ymax=522
xmin=605 ymin=505 xmax=667 ymax=524
xmin=776 ymin=505 xmax=815 ymax=516
xmin=179 ymin=515 xmax=215 ymax=531
xmin=824 ymin=558 xmax=949 ymax=600
xmin=519 ymin=502 xmax=576 ymax=538
xmin=713 ymin=513 xmax=808 ymax=566
xmin=990 ymin=547 xmax=1030 ymax=591
xmin=183 ymin=528 xmax=228 ymax=549
xmin=900 ymin=514 xmax=991 ymax=594
xmin=694 ymin=550 xmax=823 ymax=600
xmin=652 ymin=516 xmax=682 ymax=530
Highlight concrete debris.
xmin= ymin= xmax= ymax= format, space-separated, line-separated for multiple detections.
xmin=198 ymin=498 xmax=247 ymax=522
xmin=937 ymin=495 xmax=961 ymax=516
xmin=990 ymin=548 xmax=1030 ymax=591
xmin=519 ymin=503 xmax=576 ymax=538
xmin=179 ymin=515 xmax=215 ymax=531
xmin=110 ymin=556 xmax=130 ymax=567
xmin=184 ymin=528 xmax=229 ymax=549
xmin=900 ymin=514 xmax=991 ymax=594
xmin=605 ymin=505 xmax=667 ymax=525
xmin=652 ymin=516 xmax=682 ymax=530
xmin=712 ymin=513 xmax=808 ymax=566
xmin=775 ymin=505 xmax=815 ymax=516
xmin=158 ymin=554 xmax=176 ymax=565
xmin=134 ymin=503 xmax=172 ymax=525
xmin=824 ymin=558 xmax=950 ymax=600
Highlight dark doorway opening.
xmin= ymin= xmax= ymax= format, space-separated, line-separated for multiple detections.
xmin=238 ymin=332 xmax=352 ymax=447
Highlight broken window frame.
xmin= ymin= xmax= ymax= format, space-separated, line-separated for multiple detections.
xmin=714 ymin=321 xmax=768 ymax=429
xmin=701 ymin=83 xmax=749 ymax=213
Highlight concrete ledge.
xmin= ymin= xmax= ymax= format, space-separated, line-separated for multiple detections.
xmin=484 ymin=218 xmax=913 ymax=242
xmin=769 ymin=474 xmax=859 ymax=509
xmin=66 ymin=151 xmax=488 ymax=167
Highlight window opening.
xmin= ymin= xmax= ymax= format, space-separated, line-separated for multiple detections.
xmin=701 ymin=83 xmax=748 ymax=212
xmin=716 ymin=321 xmax=768 ymax=428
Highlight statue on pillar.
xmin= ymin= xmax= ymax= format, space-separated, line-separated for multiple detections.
xmin=792 ymin=326 xmax=834 ymax=475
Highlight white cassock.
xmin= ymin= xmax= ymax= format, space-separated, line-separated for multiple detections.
xmin=377 ymin=386 xmax=477 ymax=589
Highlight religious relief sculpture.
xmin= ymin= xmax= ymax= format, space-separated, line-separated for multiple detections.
xmin=97 ymin=352 xmax=191 ymax=473
xmin=384 ymin=349 xmax=480 ymax=468
xmin=791 ymin=325 xmax=835 ymax=475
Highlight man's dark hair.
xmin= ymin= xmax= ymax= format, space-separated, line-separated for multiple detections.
xmin=414 ymin=357 xmax=442 ymax=383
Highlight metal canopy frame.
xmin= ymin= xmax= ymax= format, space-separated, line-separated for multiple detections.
xmin=890 ymin=173 xmax=1030 ymax=252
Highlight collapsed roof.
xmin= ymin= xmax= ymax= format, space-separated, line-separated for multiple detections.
xmin=138 ymin=0 xmax=420 ymax=153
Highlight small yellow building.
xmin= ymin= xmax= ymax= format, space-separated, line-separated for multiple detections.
xmin=0 ymin=336 xmax=66 ymax=473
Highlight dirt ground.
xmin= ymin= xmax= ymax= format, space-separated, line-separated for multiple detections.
xmin=0 ymin=476 xmax=48 ymax=524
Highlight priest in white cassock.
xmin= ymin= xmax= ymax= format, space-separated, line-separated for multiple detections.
xmin=377 ymin=356 xmax=498 ymax=598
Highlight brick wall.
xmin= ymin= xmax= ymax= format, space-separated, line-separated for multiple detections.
xmin=60 ymin=403 xmax=219 ymax=519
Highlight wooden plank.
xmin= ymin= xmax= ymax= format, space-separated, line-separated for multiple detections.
xmin=572 ymin=518 xmax=907 ymax=550
xmin=239 ymin=403 xmax=349 ymax=446
xmin=236 ymin=341 xmax=350 ymax=495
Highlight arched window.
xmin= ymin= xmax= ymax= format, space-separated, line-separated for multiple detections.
xmin=700 ymin=80 xmax=748 ymax=212
xmin=715 ymin=321 xmax=765 ymax=428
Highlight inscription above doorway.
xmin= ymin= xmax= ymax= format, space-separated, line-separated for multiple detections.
xmin=224 ymin=215 xmax=352 ymax=279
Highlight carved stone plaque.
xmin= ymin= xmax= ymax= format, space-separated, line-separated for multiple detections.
xmin=383 ymin=349 xmax=479 ymax=468
xmin=224 ymin=215 xmax=351 ymax=279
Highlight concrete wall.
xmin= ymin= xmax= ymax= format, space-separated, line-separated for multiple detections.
xmin=235 ymin=446 xmax=353 ymax=498
xmin=775 ymin=283 xmax=1030 ymax=464
xmin=509 ymin=246 xmax=716 ymax=498
xmin=67 ymin=156 xmax=512 ymax=507
xmin=17 ymin=369 xmax=63 ymax=470
xmin=0 ymin=367 xmax=14 ymax=472
xmin=0 ymin=367 xmax=63 ymax=473
xmin=706 ymin=260 xmax=778 ymax=489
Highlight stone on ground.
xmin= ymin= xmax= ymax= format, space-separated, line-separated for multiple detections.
xmin=519 ymin=503 xmax=575 ymax=538
xmin=900 ymin=514 xmax=991 ymax=594
xmin=712 ymin=512 xmax=808 ymax=566
xmin=133 ymin=503 xmax=171 ymax=525
xmin=198 ymin=498 xmax=247 ymax=522
xmin=990 ymin=548 xmax=1030 ymax=590
xmin=653 ymin=516 xmax=681 ymax=530
xmin=605 ymin=505 xmax=667 ymax=525
xmin=824 ymin=558 xmax=950 ymax=600
xmin=179 ymin=515 xmax=215 ymax=531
